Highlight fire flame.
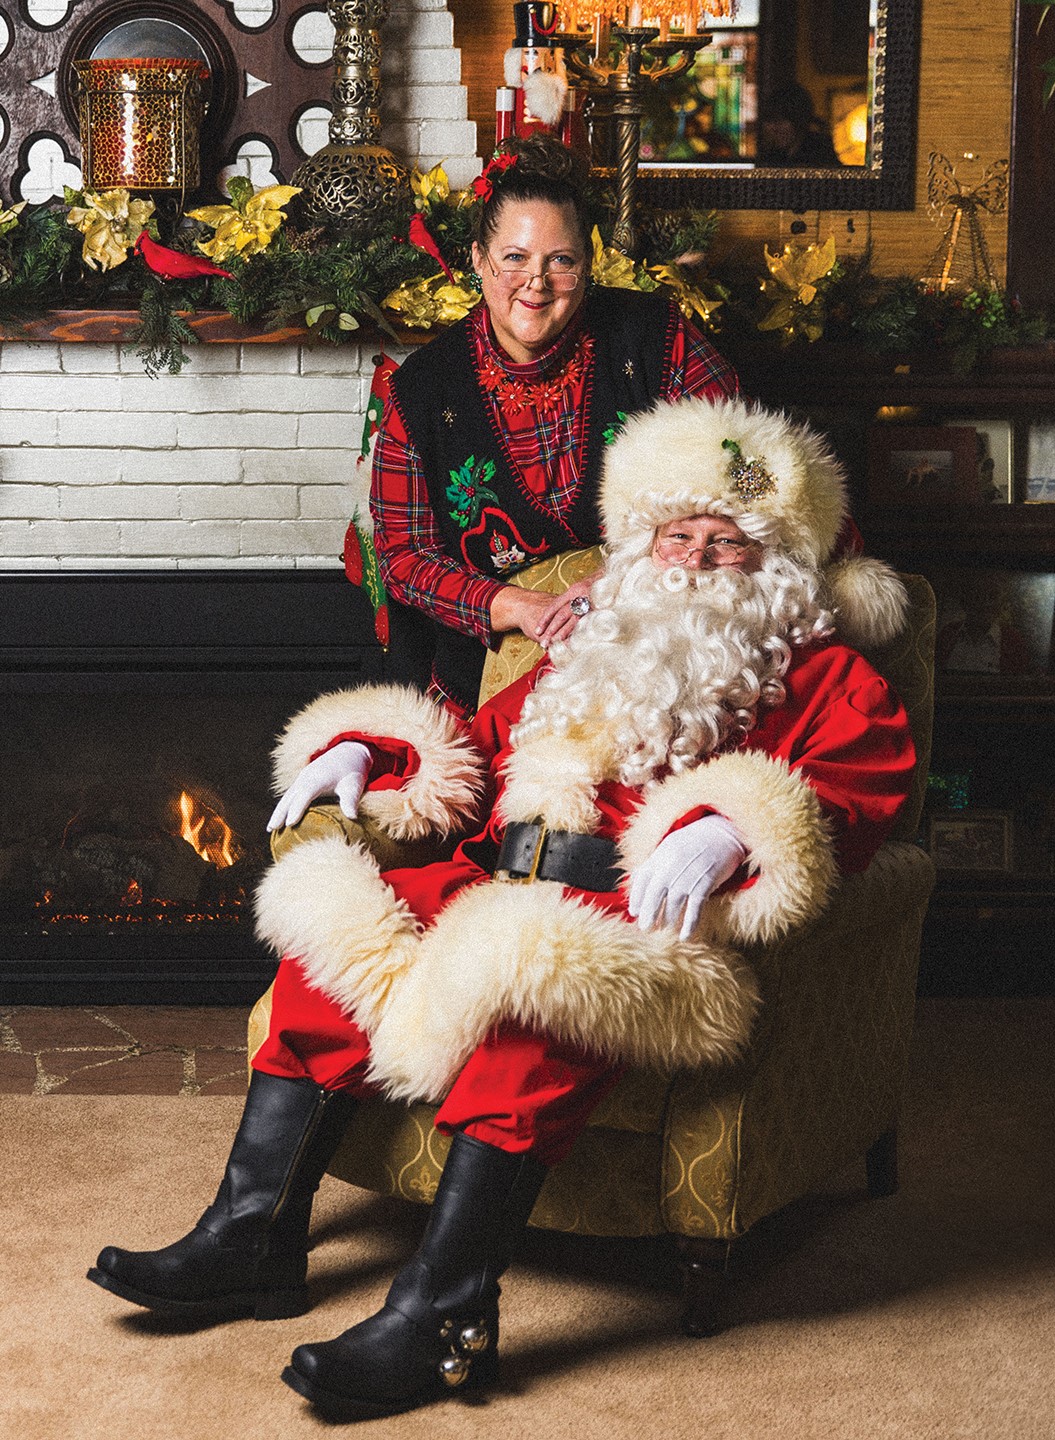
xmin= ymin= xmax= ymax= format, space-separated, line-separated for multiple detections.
xmin=177 ymin=791 xmax=240 ymax=869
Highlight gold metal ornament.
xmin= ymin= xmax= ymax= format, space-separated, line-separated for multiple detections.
xmin=457 ymin=1324 xmax=490 ymax=1354
xmin=438 ymin=1354 xmax=472 ymax=1387
xmin=722 ymin=438 xmax=777 ymax=503
xmin=292 ymin=0 xmax=410 ymax=238
xmin=923 ymin=151 xmax=1009 ymax=294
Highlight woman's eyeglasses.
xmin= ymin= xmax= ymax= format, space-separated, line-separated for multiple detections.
xmin=482 ymin=250 xmax=583 ymax=292
xmin=654 ymin=536 xmax=760 ymax=567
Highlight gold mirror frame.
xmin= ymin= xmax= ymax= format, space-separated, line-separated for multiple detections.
xmin=636 ymin=0 xmax=920 ymax=212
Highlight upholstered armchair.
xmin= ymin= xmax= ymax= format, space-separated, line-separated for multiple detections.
xmin=249 ymin=549 xmax=936 ymax=1334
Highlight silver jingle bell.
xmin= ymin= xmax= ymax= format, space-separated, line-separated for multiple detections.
xmin=457 ymin=1324 xmax=490 ymax=1354
xmin=438 ymin=1353 xmax=472 ymax=1388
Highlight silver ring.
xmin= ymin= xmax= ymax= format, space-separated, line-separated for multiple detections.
xmin=569 ymin=596 xmax=591 ymax=617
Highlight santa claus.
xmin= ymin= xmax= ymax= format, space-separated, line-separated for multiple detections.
xmin=88 ymin=396 xmax=916 ymax=1420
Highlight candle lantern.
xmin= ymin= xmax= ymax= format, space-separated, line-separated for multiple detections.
xmin=74 ymin=57 xmax=209 ymax=192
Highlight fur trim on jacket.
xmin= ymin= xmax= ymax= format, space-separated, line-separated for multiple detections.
xmin=271 ymin=683 xmax=486 ymax=841
xmin=619 ymin=749 xmax=838 ymax=946
xmin=256 ymin=832 xmax=759 ymax=1102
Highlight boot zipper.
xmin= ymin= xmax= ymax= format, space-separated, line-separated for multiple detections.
xmin=271 ymin=1086 xmax=335 ymax=1222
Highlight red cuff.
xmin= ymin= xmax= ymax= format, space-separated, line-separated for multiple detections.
xmin=311 ymin=732 xmax=421 ymax=794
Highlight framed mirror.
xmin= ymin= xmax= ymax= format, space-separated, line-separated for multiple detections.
xmin=636 ymin=0 xmax=920 ymax=211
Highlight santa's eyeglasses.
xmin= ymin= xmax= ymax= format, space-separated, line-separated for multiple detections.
xmin=653 ymin=536 xmax=761 ymax=566
xmin=481 ymin=249 xmax=583 ymax=292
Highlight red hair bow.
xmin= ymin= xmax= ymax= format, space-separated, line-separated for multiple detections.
xmin=471 ymin=152 xmax=518 ymax=203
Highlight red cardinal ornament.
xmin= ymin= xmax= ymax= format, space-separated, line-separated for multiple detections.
xmin=135 ymin=230 xmax=235 ymax=281
xmin=407 ymin=212 xmax=455 ymax=282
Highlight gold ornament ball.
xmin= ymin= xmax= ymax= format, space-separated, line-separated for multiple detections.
xmin=291 ymin=143 xmax=410 ymax=241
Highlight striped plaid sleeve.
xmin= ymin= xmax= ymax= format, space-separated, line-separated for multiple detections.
xmin=663 ymin=310 xmax=740 ymax=402
xmin=369 ymin=393 xmax=504 ymax=644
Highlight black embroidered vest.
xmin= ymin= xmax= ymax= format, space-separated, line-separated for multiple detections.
xmin=391 ymin=286 xmax=678 ymax=711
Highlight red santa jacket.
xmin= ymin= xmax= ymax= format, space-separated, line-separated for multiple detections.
xmin=254 ymin=641 xmax=915 ymax=1104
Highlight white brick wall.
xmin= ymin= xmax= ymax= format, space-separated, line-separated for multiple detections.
xmin=0 ymin=0 xmax=477 ymax=570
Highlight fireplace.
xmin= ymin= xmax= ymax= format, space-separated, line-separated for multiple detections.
xmin=1 ymin=570 xmax=385 ymax=1004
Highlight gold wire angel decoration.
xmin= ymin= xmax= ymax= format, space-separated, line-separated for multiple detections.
xmin=924 ymin=151 xmax=1009 ymax=293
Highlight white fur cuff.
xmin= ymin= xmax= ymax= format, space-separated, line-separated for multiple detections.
xmin=271 ymin=684 xmax=486 ymax=841
xmin=253 ymin=835 xmax=421 ymax=1034
xmin=620 ymin=750 xmax=837 ymax=946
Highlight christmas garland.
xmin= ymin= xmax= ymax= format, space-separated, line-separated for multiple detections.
xmin=0 ymin=171 xmax=1050 ymax=377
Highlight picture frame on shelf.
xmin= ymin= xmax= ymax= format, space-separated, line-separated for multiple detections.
xmin=1026 ymin=422 xmax=1055 ymax=502
xmin=926 ymin=810 xmax=1013 ymax=873
xmin=867 ymin=425 xmax=980 ymax=507
xmin=933 ymin=568 xmax=1055 ymax=676
xmin=970 ymin=419 xmax=1014 ymax=504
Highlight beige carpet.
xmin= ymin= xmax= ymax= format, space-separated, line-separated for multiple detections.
xmin=1 ymin=999 xmax=1053 ymax=1440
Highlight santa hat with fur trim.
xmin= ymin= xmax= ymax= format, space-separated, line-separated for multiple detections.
xmin=600 ymin=395 xmax=908 ymax=650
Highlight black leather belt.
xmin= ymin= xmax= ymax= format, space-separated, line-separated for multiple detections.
xmin=494 ymin=820 xmax=623 ymax=893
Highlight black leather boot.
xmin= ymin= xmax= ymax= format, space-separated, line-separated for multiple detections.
xmin=87 ymin=1070 xmax=356 ymax=1321
xmin=282 ymin=1132 xmax=547 ymax=1418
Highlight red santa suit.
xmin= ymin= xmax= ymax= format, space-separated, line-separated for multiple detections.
xmin=253 ymin=639 xmax=914 ymax=1166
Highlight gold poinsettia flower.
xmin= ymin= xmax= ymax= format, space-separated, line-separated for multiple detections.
xmin=188 ymin=184 xmax=301 ymax=263
xmin=381 ymin=271 xmax=481 ymax=328
xmin=648 ymin=262 xmax=723 ymax=327
xmin=66 ymin=188 xmax=155 ymax=271
xmin=590 ymin=226 xmax=641 ymax=290
xmin=762 ymin=234 xmax=837 ymax=307
xmin=411 ymin=164 xmax=451 ymax=209
xmin=0 ymin=199 xmax=27 ymax=238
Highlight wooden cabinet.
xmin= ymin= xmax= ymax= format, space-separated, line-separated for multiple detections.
xmin=737 ymin=345 xmax=1055 ymax=993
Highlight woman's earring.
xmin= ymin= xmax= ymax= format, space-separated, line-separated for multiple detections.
xmin=466 ymin=270 xmax=483 ymax=293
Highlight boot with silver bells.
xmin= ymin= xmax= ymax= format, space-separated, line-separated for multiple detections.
xmin=282 ymin=1132 xmax=547 ymax=1418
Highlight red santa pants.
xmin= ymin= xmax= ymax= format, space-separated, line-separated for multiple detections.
xmin=252 ymin=956 xmax=624 ymax=1168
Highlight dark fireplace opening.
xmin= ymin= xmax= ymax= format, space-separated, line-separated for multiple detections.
xmin=1 ymin=571 xmax=384 ymax=1004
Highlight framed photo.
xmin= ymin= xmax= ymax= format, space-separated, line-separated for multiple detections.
xmin=1026 ymin=422 xmax=1055 ymax=502
xmin=868 ymin=425 xmax=980 ymax=507
xmin=933 ymin=568 xmax=1055 ymax=675
xmin=970 ymin=419 xmax=1014 ymax=503
xmin=926 ymin=810 xmax=1013 ymax=872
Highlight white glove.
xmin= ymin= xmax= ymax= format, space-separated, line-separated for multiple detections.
xmin=266 ymin=741 xmax=373 ymax=832
xmin=627 ymin=814 xmax=749 ymax=942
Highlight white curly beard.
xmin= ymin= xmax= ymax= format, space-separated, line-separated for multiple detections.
xmin=511 ymin=540 xmax=834 ymax=788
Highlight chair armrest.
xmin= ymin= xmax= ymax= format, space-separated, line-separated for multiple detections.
xmin=661 ymin=842 xmax=936 ymax=1239
xmin=269 ymin=803 xmax=453 ymax=870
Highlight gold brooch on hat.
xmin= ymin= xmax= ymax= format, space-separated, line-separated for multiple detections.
xmin=722 ymin=438 xmax=776 ymax=503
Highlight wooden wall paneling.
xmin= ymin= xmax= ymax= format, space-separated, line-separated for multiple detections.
xmin=449 ymin=0 xmax=506 ymax=161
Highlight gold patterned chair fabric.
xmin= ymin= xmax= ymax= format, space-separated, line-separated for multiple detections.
xmin=250 ymin=552 xmax=936 ymax=1321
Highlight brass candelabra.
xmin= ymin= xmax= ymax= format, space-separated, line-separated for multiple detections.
xmin=559 ymin=21 xmax=712 ymax=256
xmin=292 ymin=0 xmax=410 ymax=238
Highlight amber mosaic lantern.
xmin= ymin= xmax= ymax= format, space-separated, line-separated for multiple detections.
xmin=74 ymin=57 xmax=210 ymax=192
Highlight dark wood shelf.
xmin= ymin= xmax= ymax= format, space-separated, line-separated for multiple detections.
xmin=0 ymin=309 xmax=427 ymax=347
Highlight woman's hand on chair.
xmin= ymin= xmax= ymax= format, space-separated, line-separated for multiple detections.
xmin=490 ymin=573 xmax=600 ymax=648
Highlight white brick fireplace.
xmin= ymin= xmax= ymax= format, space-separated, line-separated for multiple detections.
xmin=0 ymin=0 xmax=479 ymax=571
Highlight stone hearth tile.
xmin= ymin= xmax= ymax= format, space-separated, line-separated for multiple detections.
xmin=2 ymin=1007 xmax=137 ymax=1051
xmin=43 ymin=1048 xmax=187 ymax=1095
xmin=0 ymin=1052 xmax=40 ymax=1092
xmin=96 ymin=1006 xmax=253 ymax=1049
xmin=193 ymin=1048 xmax=249 ymax=1095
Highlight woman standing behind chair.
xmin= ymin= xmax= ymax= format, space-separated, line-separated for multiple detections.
xmin=371 ymin=132 xmax=738 ymax=718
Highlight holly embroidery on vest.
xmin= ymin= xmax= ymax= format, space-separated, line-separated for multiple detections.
xmin=603 ymin=411 xmax=629 ymax=445
xmin=446 ymin=455 xmax=500 ymax=529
